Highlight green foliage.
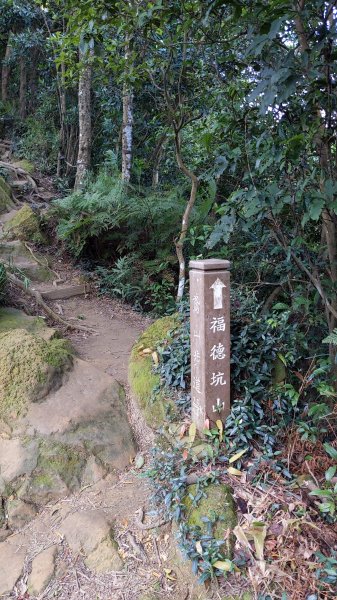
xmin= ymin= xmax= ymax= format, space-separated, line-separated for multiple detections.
xmin=16 ymin=116 xmax=59 ymax=174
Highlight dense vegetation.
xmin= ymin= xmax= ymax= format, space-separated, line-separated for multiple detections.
xmin=1 ymin=0 xmax=337 ymax=596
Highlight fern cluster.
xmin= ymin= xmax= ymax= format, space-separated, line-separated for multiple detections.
xmin=52 ymin=170 xmax=189 ymax=260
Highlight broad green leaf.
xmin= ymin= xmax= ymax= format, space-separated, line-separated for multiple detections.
xmin=325 ymin=466 xmax=337 ymax=481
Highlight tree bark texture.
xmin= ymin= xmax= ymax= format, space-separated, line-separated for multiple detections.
xmin=75 ymin=47 xmax=93 ymax=190
xmin=121 ymin=39 xmax=133 ymax=183
xmin=174 ymin=129 xmax=199 ymax=301
xmin=19 ymin=57 xmax=27 ymax=119
xmin=1 ymin=36 xmax=12 ymax=102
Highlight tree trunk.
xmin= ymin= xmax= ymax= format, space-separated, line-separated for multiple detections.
xmin=121 ymin=39 xmax=133 ymax=183
xmin=74 ymin=47 xmax=93 ymax=190
xmin=57 ymin=61 xmax=67 ymax=178
xmin=1 ymin=36 xmax=12 ymax=102
xmin=152 ymin=133 xmax=167 ymax=187
xmin=174 ymin=129 xmax=199 ymax=301
xmin=19 ymin=57 xmax=27 ymax=119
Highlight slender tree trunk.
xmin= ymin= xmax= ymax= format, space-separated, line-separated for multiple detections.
xmin=28 ymin=48 xmax=39 ymax=115
xmin=2 ymin=35 xmax=12 ymax=102
xmin=75 ymin=47 xmax=93 ymax=190
xmin=121 ymin=38 xmax=133 ymax=183
xmin=57 ymin=61 xmax=67 ymax=178
xmin=19 ymin=57 xmax=27 ymax=119
xmin=174 ymin=129 xmax=199 ymax=301
xmin=152 ymin=133 xmax=167 ymax=187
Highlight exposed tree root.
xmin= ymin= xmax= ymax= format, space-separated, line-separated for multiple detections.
xmin=0 ymin=160 xmax=37 ymax=190
xmin=7 ymin=271 xmax=95 ymax=333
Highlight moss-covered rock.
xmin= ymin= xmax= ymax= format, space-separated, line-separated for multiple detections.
xmin=183 ymin=483 xmax=237 ymax=558
xmin=0 ymin=306 xmax=46 ymax=334
xmin=0 ymin=176 xmax=14 ymax=214
xmin=3 ymin=203 xmax=45 ymax=243
xmin=0 ymin=329 xmax=73 ymax=420
xmin=19 ymin=439 xmax=86 ymax=506
xmin=128 ymin=315 xmax=178 ymax=428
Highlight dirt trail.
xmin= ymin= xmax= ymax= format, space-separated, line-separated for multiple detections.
xmin=0 ymin=215 xmax=205 ymax=600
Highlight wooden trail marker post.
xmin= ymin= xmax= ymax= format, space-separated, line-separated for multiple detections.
xmin=189 ymin=259 xmax=231 ymax=430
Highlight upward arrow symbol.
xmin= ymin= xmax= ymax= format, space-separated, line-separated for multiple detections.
xmin=210 ymin=278 xmax=226 ymax=309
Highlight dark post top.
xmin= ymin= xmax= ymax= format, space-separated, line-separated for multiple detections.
xmin=189 ymin=259 xmax=231 ymax=271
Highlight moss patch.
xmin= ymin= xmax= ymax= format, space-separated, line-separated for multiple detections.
xmin=128 ymin=315 xmax=178 ymax=428
xmin=0 ymin=176 xmax=13 ymax=214
xmin=36 ymin=439 xmax=86 ymax=490
xmin=4 ymin=203 xmax=45 ymax=244
xmin=0 ymin=329 xmax=72 ymax=420
xmin=183 ymin=483 xmax=237 ymax=558
xmin=0 ymin=307 xmax=46 ymax=334
xmin=12 ymin=159 xmax=35 ymax=174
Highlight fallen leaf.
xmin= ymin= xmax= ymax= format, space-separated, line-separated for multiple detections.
xmin=195 ymin=540 xmax=203 ymax=554
xmin=189 ymin=422 xmax=197 ymax=443
xmin=135 ymin=455 xmax=145 ymax=469
xmin=152 ymin=351 xmax=159 ymax=365
xmin=213 ymin=559 xmax=233 ymax=571
xmin=229 ymin=448 xmax=248 ymax=463
xmin=228 ymin=466 xmax=242 ymax=476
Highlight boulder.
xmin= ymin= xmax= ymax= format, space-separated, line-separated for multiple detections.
xmin=28 ymin=545 xmax=57 ymax=596
xmin=3 ymin=203 xmax=45 ymax=244
xmin=7 ymin=498 xmax=37 ymax=530
xmin=60 ymin=510 xmax=123 ymax=573
xmin=0 ymin=535 xmax=26 ymax=595
xmin=128 ymin=315 xmax=178 ymax=428
xmin=0 ymin=437 xmax=38 ymax=483
xmin=0 ymin=240 xmax=53 ymax=282
xmin=183 ymin=483 xmax=237 ymax=558
xmin=0 ymin=328 xmax=72 ymax=420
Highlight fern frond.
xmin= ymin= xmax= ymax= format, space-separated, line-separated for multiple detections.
xmin=322 ymin=329 xmax=337 ymax=346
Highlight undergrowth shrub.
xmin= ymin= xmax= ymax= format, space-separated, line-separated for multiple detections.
xmin=155 ymin=289 xmax=333 ymax=452
xmin=16 ymin=116 xmax=59 ymax=173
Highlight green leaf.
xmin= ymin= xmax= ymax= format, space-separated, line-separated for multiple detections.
xmin=325 ymin=466 xmax=337 ymax=481
xmin=324 ymin=443 xmax=337 ymax=460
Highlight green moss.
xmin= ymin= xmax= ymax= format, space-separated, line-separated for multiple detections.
xmin=0 ymin=176 xmax=13 ymax=214
xmin=0 ymin=329 xmax=72 ymax=420
xmin=36 ymin=439 xmax=86 ymax=490
xmin=43 ymin=338 xmax=73 ymax=368
xmin=128 ymin=315 xmax=178 ymax=428
xmin=13 ymin=159 xmax=35 ymax=174
xmin=183 ymin=483 xmax=237 ymax=558
xmin=4 ymin=203 xmax=45 ymax=244
xmin=0 ymin=307 xmax=45 ymax=333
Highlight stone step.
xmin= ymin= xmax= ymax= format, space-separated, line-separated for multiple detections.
xmin=36 ymin=283 xmax=88 ymax=300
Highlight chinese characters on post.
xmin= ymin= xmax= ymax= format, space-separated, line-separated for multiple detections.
xmin=189 ymin=259 xmax=231 ymax=431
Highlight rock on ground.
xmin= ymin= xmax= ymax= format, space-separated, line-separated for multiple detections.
xmin=60 ymin=510 xmax=123 ymax=573
xmin=28 ymin=545 xmax=57 ymax=596
xmin=0 ymin=535 xmax=26 ymax=595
